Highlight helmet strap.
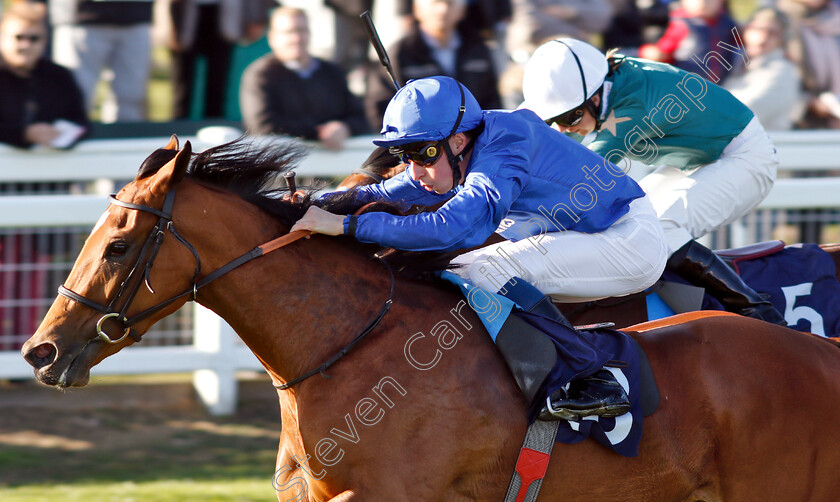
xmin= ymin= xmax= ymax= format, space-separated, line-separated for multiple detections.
xmin=555 ymin=40 xmax=605 ymax=129
xmin=586 ymin=86 xmax=605 ymax=130
xmin=442 ymin=133 xmax=478 ymax=190
xmin=443 ymin=82 xmax=469 ymax=190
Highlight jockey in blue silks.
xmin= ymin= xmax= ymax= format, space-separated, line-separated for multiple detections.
xmin=291 ymin=76 xmax=668 ymax=421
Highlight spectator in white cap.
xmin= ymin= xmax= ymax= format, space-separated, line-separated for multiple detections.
xmin=292 ymin=75 xmax=668 ymax=421
xmin=520 ymin=38 xmax=785 ymax=325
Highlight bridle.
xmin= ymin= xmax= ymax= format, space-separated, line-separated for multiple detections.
xmin=57 ymin=189 xmax=395 ymax=390
xmin=59 ymin=190 xmax=202 ymax=345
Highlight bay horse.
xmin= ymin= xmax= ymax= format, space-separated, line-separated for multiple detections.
xmin=22 ymin=137 xmax=840 ymax=501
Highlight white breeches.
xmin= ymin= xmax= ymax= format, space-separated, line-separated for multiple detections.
xmin=637 ymin=116 xmax=779 ymax=254
xmin=450 ymin=197 xmax=668 ymax=302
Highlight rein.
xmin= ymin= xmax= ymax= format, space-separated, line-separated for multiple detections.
xmin=58 ymin=188 xmax=397 ymax=391
xmin=58 ymin=189 xmax=312 ymax=344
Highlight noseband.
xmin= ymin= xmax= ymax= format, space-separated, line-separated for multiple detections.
xmin=57 ymin=189 xmax=395 ymax=390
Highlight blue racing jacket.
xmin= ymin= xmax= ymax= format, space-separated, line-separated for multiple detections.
xmin=340 ymin=109 xmax=645 ymax=252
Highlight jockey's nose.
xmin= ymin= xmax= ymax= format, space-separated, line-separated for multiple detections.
xmin=409 ymin=163 xmax=426 ymax=180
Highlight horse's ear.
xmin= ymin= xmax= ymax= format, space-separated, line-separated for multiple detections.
xmin=164 ymin=135 xmax=179 ymax=151
xmin=148 ymin=141 xmax=191 ymax=196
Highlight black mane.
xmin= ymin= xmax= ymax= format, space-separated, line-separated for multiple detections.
xmin=188 ymin=137 xmax=309 ymax=228
xmin=138 ymin=137 xmax=458 ymax=279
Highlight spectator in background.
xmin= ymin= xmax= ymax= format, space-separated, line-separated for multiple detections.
xmin=49 ymin=0 xmax=152 ymax=123
xmin=239 ymin=7 xmax=369 ymax=149
xmin=778 ymin=0 xmax=840 ymax=128
xmin=365 ymin=0 xmax=501 ymax=131
xmin=602 ymin=0 xmax=644 ymax=53
xmin=396 ymin=0 xmax=512 ymax=38
xmin=153 ymin=0 xmax=272 ymax=119
xmin=505 ymin=0 xmax=613 ymax=64
xmin=639 ymin=0 xmax=740 ymax=83
xmin=324 ymin=0 xmax=377 ymax=73
xmin=724 ymin=8 xmax=802 ymax=130
xmin=0 ymin=2 xmax=88 ymax=148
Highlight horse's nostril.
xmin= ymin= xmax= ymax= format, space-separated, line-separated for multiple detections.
xmin=25 ymin=343 xmax=57 ymax=370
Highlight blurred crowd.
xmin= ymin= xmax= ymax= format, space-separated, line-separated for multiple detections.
xmin=1 ymin=0 xmax=840 ymax=151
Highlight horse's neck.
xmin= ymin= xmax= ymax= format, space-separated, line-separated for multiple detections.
xmin=179 ymin=182 xmax=397 ymax=417
xmin=195 ymin=235 xmax=397 ymax=475
xmin=196 ymin=235 xmax=392 ymax=389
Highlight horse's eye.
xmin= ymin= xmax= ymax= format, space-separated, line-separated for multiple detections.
xmin=106 ymin=242 xmax=128 ymax=257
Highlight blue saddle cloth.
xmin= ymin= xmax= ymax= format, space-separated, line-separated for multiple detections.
xmin=440 ymin=272 xmax=644 ymax=457
xmin=650 ymin=243 xmax=840 ymax=337
xmin=737 ymin=243 xmax=840 ymax=337
xmin=520 ymin=312 xmax=644 ymax=458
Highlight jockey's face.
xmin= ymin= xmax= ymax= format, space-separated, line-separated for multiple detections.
xmin=550 ymin=94 xmax=600 ymax=136
xmin=407 ymin=134 xmax=466 ymax=194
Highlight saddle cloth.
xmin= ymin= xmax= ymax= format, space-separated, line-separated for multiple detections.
xmin=653 ymin=243 xmax=840 ymax=337
xmin=520 ymin=312 xmax=645 ymax=458
xmin=439 ymin=271 xmax=645 ymax=457
xmin=735 ymin=243 xmax=840 ymax=337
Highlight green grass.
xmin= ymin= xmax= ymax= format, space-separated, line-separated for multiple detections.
xmin=0 ymin=479 xmax=271 ymax=502
xmin=0 ymin=426 xmax=279 ymax=500
xmin=0 ymin=379 xmax=282 ymax=501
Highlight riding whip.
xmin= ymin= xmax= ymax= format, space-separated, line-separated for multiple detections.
xmin=360 ymin=10 xmax=401 ymax=91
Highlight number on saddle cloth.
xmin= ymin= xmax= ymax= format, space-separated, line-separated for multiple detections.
xmin=438 ymin=272 xmax=650 ymax=456
xmin=731 ymin=243 xmax=840 ymax=337
xmin=649 ymin=241 xmax=840 ymax=337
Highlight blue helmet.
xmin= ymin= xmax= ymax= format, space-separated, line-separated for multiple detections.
xmin=372 ymin=76 xmax=483 ymax=148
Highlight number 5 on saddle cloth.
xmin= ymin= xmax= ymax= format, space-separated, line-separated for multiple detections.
xmin=653 ymin=242 xmax=840 ymax=337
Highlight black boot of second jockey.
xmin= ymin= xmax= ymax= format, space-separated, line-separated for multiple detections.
xmin=666 ymin=240 xmax=786 ymax=325
xmin=498 ymin=278 xmax=630 ymax=421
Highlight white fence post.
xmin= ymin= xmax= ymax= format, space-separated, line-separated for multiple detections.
xmin=192 ymin=304 xmax=239 ymax=416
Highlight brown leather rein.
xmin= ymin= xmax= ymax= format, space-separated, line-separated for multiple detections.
xmin=57 ymin=189 xmax=395 ymax=392
xmin=58 ymin=189 xmax=315 ymax=345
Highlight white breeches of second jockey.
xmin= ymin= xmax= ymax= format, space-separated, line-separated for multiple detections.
xmin=637 ymin=117 xmax=779 ymax=254
xmin=450 ymin=197 xmax=668 ymax=302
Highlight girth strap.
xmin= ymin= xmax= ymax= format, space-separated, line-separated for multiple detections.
xmin=504 ymin=419 xmax=561 ymax=502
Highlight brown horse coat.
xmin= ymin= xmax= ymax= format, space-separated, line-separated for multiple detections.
xmin=23 ymin=139 xmax=840 ymax=501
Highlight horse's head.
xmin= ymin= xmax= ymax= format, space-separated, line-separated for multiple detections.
xmin=22 ymin=135 xmax=197 ymax=388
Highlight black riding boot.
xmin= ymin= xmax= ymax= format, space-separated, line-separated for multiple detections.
xmin=538 ymin=369 xmax=631 ymax=421
xmin=666 ymin=240 xmax=786 ymax=325
xmin=498 ymin=279 xmax=630 ymax=420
